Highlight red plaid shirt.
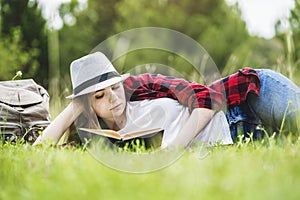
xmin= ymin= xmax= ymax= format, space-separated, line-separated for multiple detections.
xmin=123 ymin=67 xmax=260 ymax=112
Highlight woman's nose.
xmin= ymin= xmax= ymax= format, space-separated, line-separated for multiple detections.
xmin=109 ymin=89 xmax=118 ymax=103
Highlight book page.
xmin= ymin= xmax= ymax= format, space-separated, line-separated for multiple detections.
xmin=122 ymin=128 xmax=163 ymax=140
xmin=79 ymin=128 xmax=122 ymax=140
xmin=79 ymin=127 xmax=163 ymax=140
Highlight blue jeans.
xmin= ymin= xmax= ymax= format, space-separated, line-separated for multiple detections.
xmin=226 ymin=69 xmax=300 ymax=141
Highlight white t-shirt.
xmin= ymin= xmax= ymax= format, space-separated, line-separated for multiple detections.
xmin=118 ymin=98 xmax=233 ymax=146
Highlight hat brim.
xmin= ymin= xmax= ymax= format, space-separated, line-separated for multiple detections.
xmin=66 ymin=73 xmax=130 ymax=99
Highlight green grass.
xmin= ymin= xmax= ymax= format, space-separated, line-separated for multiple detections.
xmin=1 ymin=138 xmax=300 ymax=200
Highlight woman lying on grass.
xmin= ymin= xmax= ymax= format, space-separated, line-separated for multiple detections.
xmin=33 ymin=52 xmax=300 ymax=148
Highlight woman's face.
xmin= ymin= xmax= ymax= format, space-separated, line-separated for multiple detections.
xmin=91 ymin=82 xmax=127 ymax=121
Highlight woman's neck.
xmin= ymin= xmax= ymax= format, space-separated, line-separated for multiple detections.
xmin=103 ymin=112 xmax=127 ymax=131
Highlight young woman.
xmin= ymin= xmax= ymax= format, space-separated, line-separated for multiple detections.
xmin=33 ymin=51 xmax=300 ymax=147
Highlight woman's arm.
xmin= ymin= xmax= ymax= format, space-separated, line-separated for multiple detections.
xmin=33 ymin=101 xmax=83 ymax=146
xmin=166 ymin=108 xmax=215 ymax=148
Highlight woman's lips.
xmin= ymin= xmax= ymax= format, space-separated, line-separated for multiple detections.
xmin=110 ymin=103 xmax=122 ymax=110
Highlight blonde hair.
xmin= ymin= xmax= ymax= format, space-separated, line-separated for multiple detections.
xmin=63 ymin=93 xmax=101 ymax=145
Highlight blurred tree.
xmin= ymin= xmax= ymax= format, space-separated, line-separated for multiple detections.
xmin=0 ymin=0 xmax=48 ymax=85
xmin=56 ymin=0 xmax=249 ymax=84
xmin=289 ymin=0 xmax=300 ymax=66
xmin=0 ymin=28 xmax=39 ymax=79
xmin=223 ymin=37 xmax=285 ymax=75
xmin=58 ymin=0 xmax=120 ymax=77
xmin=275 ymin=0 xmax=300 ymax=74
xmin=114 ymin=0 xmax=249 ymax=73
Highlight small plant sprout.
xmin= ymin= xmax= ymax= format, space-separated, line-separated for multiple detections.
xmin=279 ymin=100 xmax=293 ymax=135
xmin=12 ymin=71 xmax=23 ymax=80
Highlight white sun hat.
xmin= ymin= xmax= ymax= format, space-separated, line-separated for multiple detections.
xmin=66 ymin=51 xmax=129 ymax=99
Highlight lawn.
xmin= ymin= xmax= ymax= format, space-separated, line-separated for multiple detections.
xmin=1 ymin=137 xmax=300 ymax=200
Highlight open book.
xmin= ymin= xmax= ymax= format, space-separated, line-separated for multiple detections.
xmin=79 ymin=127 xmax=164 ymax=149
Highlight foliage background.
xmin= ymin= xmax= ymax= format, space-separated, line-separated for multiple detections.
xmin=1 ymin=0 xmax=299 ymax=108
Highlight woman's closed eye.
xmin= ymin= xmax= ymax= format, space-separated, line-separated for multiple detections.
xmin=112 ymin=83 xmax=121 ymax=90
xmin=95 ymin=95 xmax=104 ymax=99
xmin=95 ymin=92 xmax=104 ymax=99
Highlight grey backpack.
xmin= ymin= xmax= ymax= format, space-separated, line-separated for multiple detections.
xmin=0 ymin=79 xmax=51 ymax=143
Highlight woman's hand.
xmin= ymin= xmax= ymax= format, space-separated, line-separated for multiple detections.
xmin=33 ymin=101 xmax=84 ymax=146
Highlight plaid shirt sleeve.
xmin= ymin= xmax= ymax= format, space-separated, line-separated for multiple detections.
xmin=208 ymin=67 xmax=260 ymax=107
xmin=123 ymin=74 xmax=225 ymax=112
xmin=123 ymin=67 xmax=260 ymax=111
xmin=123 ymin=68 xmax=260 ymax=112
